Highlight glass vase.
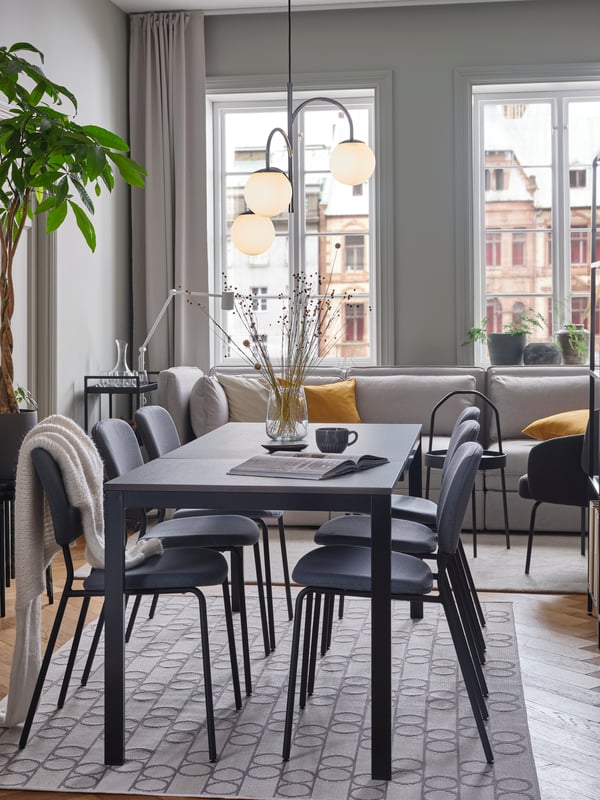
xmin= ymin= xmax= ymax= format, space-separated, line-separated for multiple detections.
xmin=109 ymin=338 xmax=135 ymax=385
xmin=265 ymin=385 xmax=308 ymax=442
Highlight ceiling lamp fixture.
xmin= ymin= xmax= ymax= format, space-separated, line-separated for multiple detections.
xmin=231 ymin=0 xmax=376 ymax=255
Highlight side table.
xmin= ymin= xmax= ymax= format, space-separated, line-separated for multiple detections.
xmin=84 ymin=375 xmax=158 ymax=433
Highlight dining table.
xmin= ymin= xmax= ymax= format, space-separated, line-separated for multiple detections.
xmin=103 ymin=421 xmax=422 ymax=780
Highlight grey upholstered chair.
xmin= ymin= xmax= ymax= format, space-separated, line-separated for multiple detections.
xmin=19 ymin=447 xmax=241 ymax=763
xmin=135 ymin=404 xmax=293 ymax=650
xmin=92 ymin=417 xmax=269 ymax=695
xmin=282 ymin=441 xmax=492 ymax=765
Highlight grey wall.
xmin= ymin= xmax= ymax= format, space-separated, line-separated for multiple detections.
xmin=2 ymin=0 xmax=129 ymax=423
xmin=206 ymin=0 xmax=600 ymax=365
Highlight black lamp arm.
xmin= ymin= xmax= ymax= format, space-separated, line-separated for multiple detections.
xmin=291 ymin=95 xmax=356 ymax=141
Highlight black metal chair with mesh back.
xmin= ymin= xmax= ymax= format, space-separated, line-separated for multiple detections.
xmin=134 ymin=404 xmax=293 ymax=650
xmin=19 ymin=447 xmax=241 ymax=762
xmin=282 ymin=440 xmax=493 ymax=765
xmin=92 ymin=417 xmax=269 ymax=696
xmin=518 ymin=414 xmax=595 ymax=574
xmin=426 ymin=390 xmax=510 ymax=557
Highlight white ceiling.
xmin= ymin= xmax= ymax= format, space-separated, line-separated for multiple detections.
xmin=111 ymin=0 xmax=531 ymax=15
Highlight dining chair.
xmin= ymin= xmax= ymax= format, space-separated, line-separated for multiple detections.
xmin=19 ymin=447 xmax=241 ymax=763
xmin=282 ymin=440 xmax=493 ymax=765
xmin=92 ymin=417 xmax=270 ymax=695
xmin=426 ymin=390 xmax=510 ymax=557
xmin=519 ymin=424 xmax=593 ymax=574
xmin=134 ymin=404 xmax=293 ymax=649
xmin=314 ymin=417 xmax=486 ymax=642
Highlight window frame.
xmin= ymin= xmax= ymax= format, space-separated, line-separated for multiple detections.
xmin=206 ymin=70 xmax=393 ymax=366
xmin=454 ymin=62 xmax=600 ymax=365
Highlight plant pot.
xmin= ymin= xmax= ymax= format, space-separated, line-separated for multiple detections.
xmin=487 ymin=333 xmax=525 ymax=365
xmin=0 ymin=409 xmax=38 ymax=480
xmin=523 ymin=342 xmax=561 ymax=365
xmin=557 ymin=324 xmax=590 ymax=365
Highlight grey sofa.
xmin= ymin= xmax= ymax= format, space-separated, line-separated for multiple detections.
xmin=157 ymin=364 xmax=591 ymax=533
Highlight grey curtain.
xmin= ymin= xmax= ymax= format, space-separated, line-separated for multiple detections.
xmin=129 ymin=11 xmax=210 ymax=374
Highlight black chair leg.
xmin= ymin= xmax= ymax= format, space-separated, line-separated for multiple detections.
xmin=257 ymin=519 xmax=276 ymax=651
xmin=231 ymin=548 xmax=253 ymax=696
xmin=194 ymin=589 xmax=217 ymax=763
xmin=252 ymin=543 xmax=271 ymax=658
xmin=500 ymin=467 xmax=511 ymax=550
xmin=277 ymin=516 xmax=294 ymax=621
xmin=220 ymin=580 xmax=242 ymax=710
xmin=45 ymin=564 xmax=54 ymax=605
xmin=525 ymin=501 xmax=541 ymax=575
xmin=299 ymin=592 xmax=314 ymax=708
xmin=471 ymin=485 xmax=478 ymax=558
xmin=58 ymin=596 xmax=90 ymax=708
xmin=307 ymin=593 xmax=322 ymax=696
xmin=19 ymin=590 xmax=71 ymax=748
xmin=81 ymin=604 xmax=105 ymax=686
xmin=458 ymin=539 xmax=486 ymax=628
xmin=283 ymin=588 xmax=310 ymax=761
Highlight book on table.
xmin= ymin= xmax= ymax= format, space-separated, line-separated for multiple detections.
xmin=228 ymin=451 xmax=389 ymax=481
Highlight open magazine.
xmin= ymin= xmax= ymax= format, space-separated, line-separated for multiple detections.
xmin=228 ymin=451 xmax=389 ymax=481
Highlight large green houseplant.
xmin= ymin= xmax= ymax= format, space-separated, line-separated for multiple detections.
xmin=0 ymin=41 xmax=146 ymax=418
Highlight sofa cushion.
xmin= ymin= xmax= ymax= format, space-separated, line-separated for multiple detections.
xmin=487 ymin=374 xmax=589 ymax=441
xmin=189 ymin=375 xmax=230 ymax=437
xmin=215 ymin=373 xmax=270 ymax=422
xmin=522 ymin=408 xmax=589 ymax=440
xmin=304 ymin=379 xmax=361 ymax=423
xmin=353 ymin=374 xmax=477 ymax=434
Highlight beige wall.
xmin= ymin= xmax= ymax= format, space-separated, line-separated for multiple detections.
xmin=205 ymin=0 xmax=600 ymax=365
xmin=2 ymin=0 xmax=129 ymax=423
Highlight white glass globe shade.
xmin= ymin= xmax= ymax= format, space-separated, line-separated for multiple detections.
xmin=231 ymin=212 xmax=275 ymax=255
xmin=330 ymin=140 xmax=376 ymax=186
xmin=244 ymin=169 xmax=292 ymax=217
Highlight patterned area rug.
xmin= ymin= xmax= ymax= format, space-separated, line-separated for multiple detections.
xmin=0 ymin=593 xmax=540 ymax=799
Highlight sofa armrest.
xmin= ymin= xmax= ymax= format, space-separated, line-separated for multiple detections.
xmin=158 ymin=366 xmax=203 ymax=444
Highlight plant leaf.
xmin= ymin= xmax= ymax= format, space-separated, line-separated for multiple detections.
xmin=69 ymin=200 xmax=96 ymax=252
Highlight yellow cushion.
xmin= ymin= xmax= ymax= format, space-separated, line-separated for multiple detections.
xmin=522 ymin=409 xmax=589 ymax=440
xmin=303 ymin=378 xmax=361 ymax=423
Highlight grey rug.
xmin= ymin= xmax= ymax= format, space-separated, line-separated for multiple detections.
xmin=0 ymin=592 xmax=540 ymax=799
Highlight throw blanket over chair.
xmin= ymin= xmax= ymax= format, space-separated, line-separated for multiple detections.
xmin=0 ymin=415 xmax=162 ymax=728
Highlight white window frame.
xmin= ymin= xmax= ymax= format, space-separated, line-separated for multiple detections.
xmin=206 ymin=70 xmax=393 ymax=366
xmin=454 ymin=62 xmax=600 ymax=364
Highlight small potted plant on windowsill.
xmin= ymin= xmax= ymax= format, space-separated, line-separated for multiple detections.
xmin=465 ymin=308 xmax=546 ymax=365
xmin=556 ymin=322 xmax=590 ymax=365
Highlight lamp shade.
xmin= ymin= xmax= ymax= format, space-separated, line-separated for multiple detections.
xmin=330 ymin=139 xmax=376 ymax=186
xmin=244 ymin=168 xmax=292 ymax=217
xmin=231 ymin=211 xmax=275 ymax=255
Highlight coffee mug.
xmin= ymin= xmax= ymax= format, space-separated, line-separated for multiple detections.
xmin=315 ymin=427 xmax=359 ymax=454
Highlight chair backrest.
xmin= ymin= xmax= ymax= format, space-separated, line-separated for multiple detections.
xmin=134 ymin=405 xmax=181 ymax=460
xmin=92 ymin=418 xmax=144 ymax=479
xmin=436 ymin=441 xmax=483 ymax=555
xmin=455 ymin=405 xmax=481 ymax=430
xmin=31 ymin=447 xmax=82 ymax=549
xmin=444 ymin=418 xmax=480 ymax=467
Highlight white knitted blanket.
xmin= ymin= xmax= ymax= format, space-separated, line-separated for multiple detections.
xmin=0 ymin=414 xmax=162 ymax=727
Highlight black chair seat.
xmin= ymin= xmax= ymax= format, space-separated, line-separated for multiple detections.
xmin=143 ymin=514 xmax=260 ymax=548
xmin=292 ymin=544 xmax=434 ymax=595
xmin=518 ymin=474 xmax=532 ymax=500
xmin=391 ymin=494 xmax=436 ymax=526
xmin=84 ymin=546 xmax=228 ymax=592
xmin=315 ymin=514 xmax=436 ymax=554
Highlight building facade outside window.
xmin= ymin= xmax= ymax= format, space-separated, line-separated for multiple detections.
xmin=209 ymin=87 xmax=376 ymax=366
xmin=472 ymin=85 xmax=600 ymax=345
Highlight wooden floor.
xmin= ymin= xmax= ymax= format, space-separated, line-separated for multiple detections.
xmin=0 ymin=541 xmax=599 ymax=800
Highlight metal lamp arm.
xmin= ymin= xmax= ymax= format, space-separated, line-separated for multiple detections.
xmin=137 ymin=289 xmax=234 ymax=374
xmin=291 ymin=95 xmax=356 ymax=141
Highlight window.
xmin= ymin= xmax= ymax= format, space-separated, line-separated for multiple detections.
xmin=570 ymin=168 xmax=586 ymax=188
xmin=210 ymin=86 xmax=377 ymax=365
xmin=344 ymin=302 xmax=365 ymax=342
xmin=345 ymin=234 xmax=366 ymax=271
xmin=251 ymin=286 xmax=268 ymax=312
xmin=472 ymin=84 xmax=600 ymax=352
xmin=512 ymin=231 xmax=525 ymax=267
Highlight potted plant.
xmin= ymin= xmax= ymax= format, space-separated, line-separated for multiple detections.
xmin=556 ymin=322 xmax=589 ymax=365
xmin=0 ymin=42 xmax=145 ymax=475
xmin=465 ymin=308 xmax=546 ymax=365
